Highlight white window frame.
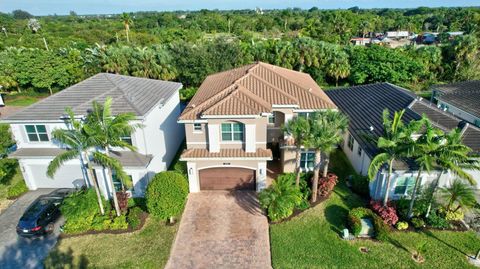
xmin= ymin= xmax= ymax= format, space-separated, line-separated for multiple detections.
xmin=300 ymin=151 xmax=315 ymax=171
xmin=221 ymin=122 xmax=244 ymax=142
xmin=193 ymin=123 xmax=202 ymax=132
xmin=393 ymin=175 xmax=416 ymax=196
xmin=25 ymin=125 xmax=49 ymax=142
xmin=357 ymin=146 xmax=362 ymax=156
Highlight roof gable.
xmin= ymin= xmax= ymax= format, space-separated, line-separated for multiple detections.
xmin=4 ymin=73 xmax=182 ymax=121
xmin=179 ymin=62 xmax=336 ymax=120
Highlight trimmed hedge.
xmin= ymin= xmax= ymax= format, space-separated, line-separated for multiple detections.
xmin=350 ymin=174 xmax=370 ymax=197
xmin=348 ymin=207 xmax=390 ymax=241
xmin=146 ymin=171 xmax=189 ymax=219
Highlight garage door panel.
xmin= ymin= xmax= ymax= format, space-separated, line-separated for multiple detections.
xmin=199 ymin=168 xmax=255 ymax=190
xmin=28 ymin=164 xmax=84 ymax=188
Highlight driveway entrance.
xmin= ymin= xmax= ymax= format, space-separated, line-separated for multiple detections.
xmin=165 ymin=191 xmax=271 ymax=269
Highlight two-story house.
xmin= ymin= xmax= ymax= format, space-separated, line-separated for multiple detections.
xmin=326 ymin=83 xmax=480 ymax=201
xmin=432 ymin=80 xmax=480 ymax=127
xmin=178 ymin=62 xmax=337 ymax=192
xmin=2 ymin=73 xmax=184 ymax=198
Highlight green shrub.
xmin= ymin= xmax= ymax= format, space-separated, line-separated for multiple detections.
xmin=7 ymin=179 xmax=28 ymax=198
xmin=127 ymin=197 xmax=147 ymax=211
xmin=259 ymin=173 xmax=304 ymax=222
xmin=443 ymin=209 xmax=464 ymax=221
xmin=61 ymin=189 xmax=127 ymax=233
xmin=396 ymin=221 xmax=409 ymax=230
xmin=173 ymin=160 xmax=187 ymax=176
xmin=411 ymin=217 xmax=425 ymax=229
xmin=426 ymin=210 xmax=450 ymax=229
xmin=110 ymin=215 xmax=128 ymax=230
xmin=350 ymin=175 xmax=370 ymax=197
xmin=146 ymin=171 xmax=189 ymax=219
xmin=348 ymin=207 xmax=390 ymax=241
xmin=127 ymin=207 xmax=143 ymax=229
xmin=0 ymin=158 xmax=19 ymax=185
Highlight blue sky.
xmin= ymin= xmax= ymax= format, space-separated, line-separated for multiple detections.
xmin=0 ymin=0 xmax=477 ymax=16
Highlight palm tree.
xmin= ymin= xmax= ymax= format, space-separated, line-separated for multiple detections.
xmin=326 ymin=50 xmax=350 ymax=87
xmin=306 ymin=110 xmax=349 ymax=203
xmin=425 ymin=128 xmax=479 ymax=217
xmin=368 ymin=109 xmax=421 ymax=206
xmin=47 ymin=108 xmax=105 ymax=215
xmin=121 ymin=13 xmax=133 ymax=43
xmin=440 ymin=179 xmax=477 ymax=213
xmin=84 ymin=97 xmax=141 ymax=216
xmin=320 ymin=111 xmax=349 ymax=177
xmin=406 ymin=119 xmax=443 ymax=219
xmin=282 ymin=116 xmax=310 ymax=187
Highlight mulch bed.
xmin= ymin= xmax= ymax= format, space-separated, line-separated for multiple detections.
xmin=59 ymin=212 xmax=149 ymax=239
xmin=269 ymin=192 xmax=332 ymax=225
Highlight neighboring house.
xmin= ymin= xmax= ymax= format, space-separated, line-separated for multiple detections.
xmin=2 ymin=73 xmax=184 ymax=198
xmin=178 ymin=62 xmax=337 ymax=192
xmin=386 ymin=31 xmax=409 ymax=39
xmin=431 ymin=80 xmax=480 ymax=128
xmin=326 ymin=83 xmax=480 ymax=201
xmin=350 ymin=37 xmax=371 ymax=46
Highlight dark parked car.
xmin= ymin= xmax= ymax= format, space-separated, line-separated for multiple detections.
xmin=16 ymin=188 xmax=74 ymax=237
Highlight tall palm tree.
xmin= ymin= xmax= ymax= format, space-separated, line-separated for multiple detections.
xmin=368 ymin=109 xmax=421 ymax=206
xmin=121 ymin=13 xmax=133 ymax=43
xmin=425 ymin=128 xmax=479 ymax=217
xmin=282 ymin=116 xmax=310 ymax=187
xmin=306 ymin=110 xmax=349 ymax=203
xmin=406 ymin=119 xmax=443 ymax=219
xmin=320 ymin=111 xmax=349 ymax=177
xmin=47 ymin=108 xmax=105 ymax=215
xmin=84 ymin=97 xmax=141 ymax=216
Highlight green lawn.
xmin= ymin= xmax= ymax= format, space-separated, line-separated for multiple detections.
xmin=44 ymin=217 xmax=178 ymax=269
xmin=4 ymin=95 xmax=45 ymax=106
xmin=270 ymin=150 xmax=480 ymax=269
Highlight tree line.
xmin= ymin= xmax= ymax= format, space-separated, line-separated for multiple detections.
xmin=0 ymin=35 xmax=479 ymax=97
xmin=1 ymin=7 xmax=479 ymax=49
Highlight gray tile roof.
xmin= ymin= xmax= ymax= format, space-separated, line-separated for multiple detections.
xmin=326 ymin=83 xmax=480 ymax=170
xmin=9 ymin=148 xmax=152 ymax=167
xmin=325 ymin=83 xmax=419 ymax=158
xmin=4 ymin=73 xmax=182 ymax=121
xmin=433 ymin=80 xmax=480 ymax=118
xmin=9 ymin=148 xmax=67 ymax=158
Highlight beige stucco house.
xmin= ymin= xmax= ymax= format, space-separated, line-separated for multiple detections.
xmin=178 ymin=62 xmax=336 ymax=192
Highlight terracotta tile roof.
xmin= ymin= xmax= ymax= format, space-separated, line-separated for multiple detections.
xmin=180 ymin=148 xmax=273 ymax=160
xmin=179 ymin=62 xmax=336 ymax=120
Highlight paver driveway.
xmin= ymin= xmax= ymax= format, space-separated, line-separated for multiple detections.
xmin=166 ymin=191 xmax=271 ymax=269
xmin=0 ymin=189 xmax=63 ymax=269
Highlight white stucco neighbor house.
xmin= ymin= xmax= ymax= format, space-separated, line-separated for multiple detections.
xmin=326 ymin=83 xmax=480 ymax=201
xmin=2 ymin=73 xmax=184 ymax=198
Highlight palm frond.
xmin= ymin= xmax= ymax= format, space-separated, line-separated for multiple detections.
xmin=47 ymin=149 xmax=80 ymax=178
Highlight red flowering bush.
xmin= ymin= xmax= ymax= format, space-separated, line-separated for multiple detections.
xmin=317 ymin=173 xmax=338 ymax=197
xmin=370 ymin=200 xmax=399 ymax=225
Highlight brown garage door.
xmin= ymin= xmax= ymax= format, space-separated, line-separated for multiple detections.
xmin=199 ymin=168 xmax=256 ymax=190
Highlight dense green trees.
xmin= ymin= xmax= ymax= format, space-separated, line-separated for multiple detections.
xmin=0 ymin=7 xmax=479 ymax=96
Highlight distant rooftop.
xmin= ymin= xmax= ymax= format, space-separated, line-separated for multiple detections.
xmin=3 ymin=73 xmax=182 ymax=121
xmin=326 ymin=83 xmax=480 ymax=162
xmin=433 ymin=80 xmax=480 ymax=118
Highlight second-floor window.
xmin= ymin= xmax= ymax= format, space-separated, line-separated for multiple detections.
xmin=25 ymin=125 xmax=49 ymax=142
xmin=194 ymin=123 xmax=202 ymax=131
xmin=221 ymin=122 xmax=243 ymax=141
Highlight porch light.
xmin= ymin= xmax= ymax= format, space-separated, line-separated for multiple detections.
xmin=259 ymin=169 xmax=263 ymax=175
xmin=189 ymin=168 xmax=193 ymax=175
